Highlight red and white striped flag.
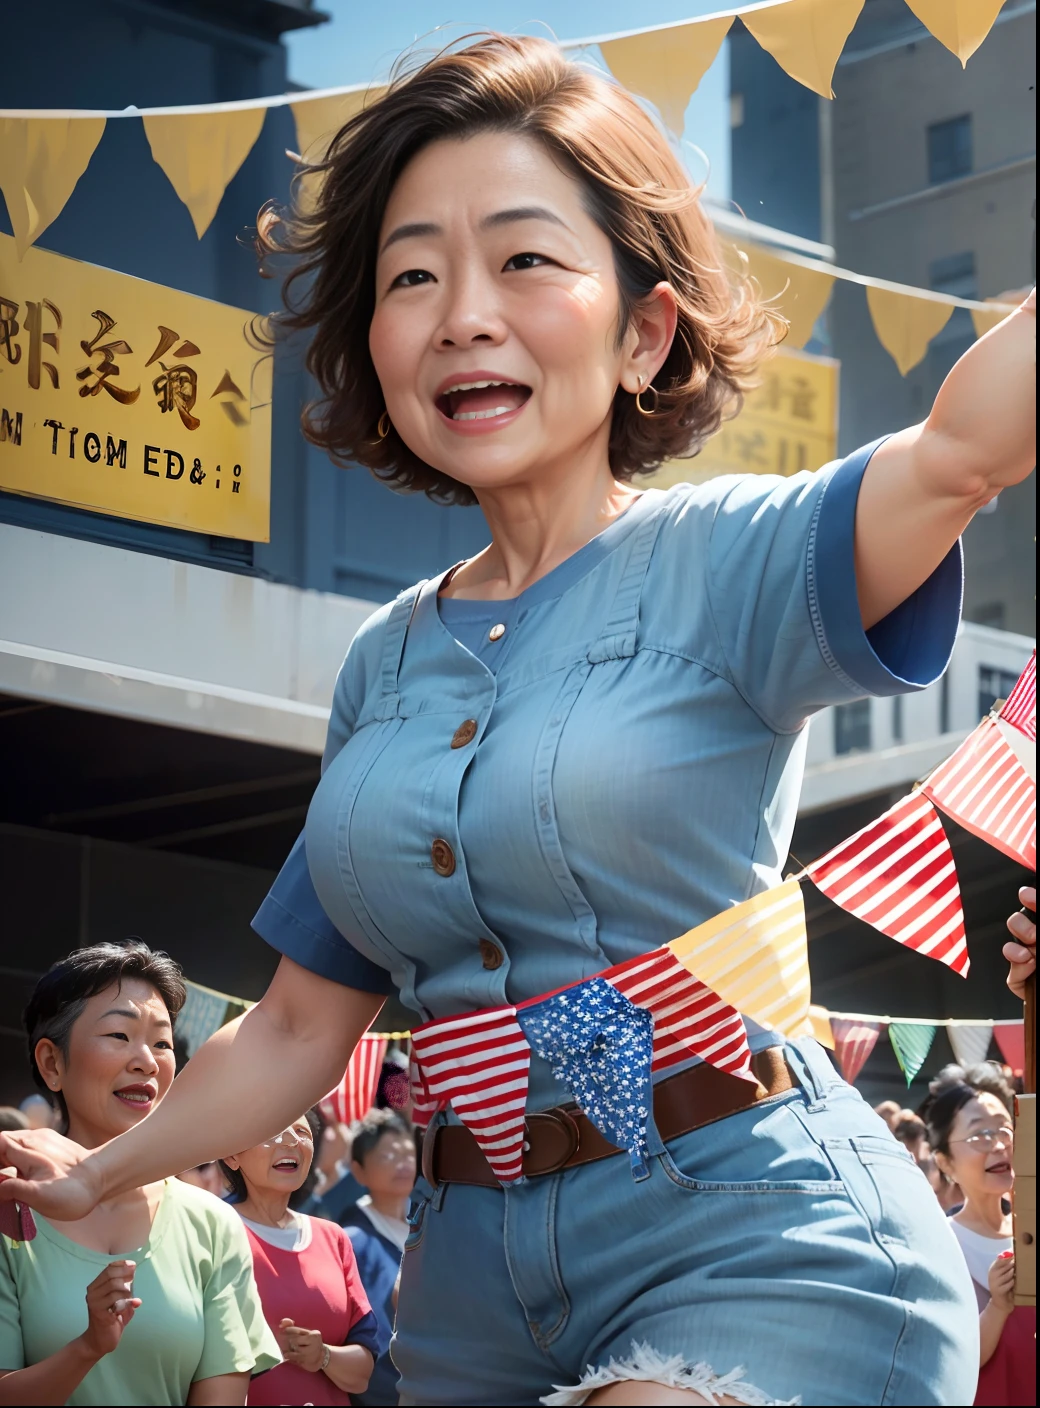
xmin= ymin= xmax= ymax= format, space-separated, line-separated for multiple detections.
xmin=923 ymin=718 xmax=1035 ymax=871
xmin=408 ymin=1049 xmax=442 ymax=1131
xmin=322 ymin=1035 xmax=387 ymax=1126
xmin=410 ymin=1006 xmax=531 ymax=1184
xmin=602 ymin=946 xmax=755 ymax=1082
xmin=805 ymin=792 xmax=968 ymax=975
xmin=1000 ymin=651 xmax=1036 ymax=742
xmin=830 ymin=1019 xmax=882 ymax=1085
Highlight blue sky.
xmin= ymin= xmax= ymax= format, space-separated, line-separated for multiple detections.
xmin=284 ymin=0 xmax=731 ymax=197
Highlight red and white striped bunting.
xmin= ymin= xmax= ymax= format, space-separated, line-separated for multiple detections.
xmin=806 ymin=793 xmax=968 ymax=975
xmin=408 ymin=1050 xmax=442 ymax=1131
xmin=321 ymin=1035 xmax=387 ymax=1126
xmin=1000 ymin=651 xmax=1036 ymax=742
xmin=601 ymin=946 xmax=755 ymax=1081
xmin=410 ymin=1006 xmax=530 ymax=1184
xmin=830 ymin=1019 xmax=881 ymax=1084
xmin=923 ymin=718 xmax=1036 ymax=871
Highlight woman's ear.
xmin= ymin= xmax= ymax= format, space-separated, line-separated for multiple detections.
xmin=223 ymin=1154 xmax=242 ymax=1172
xmin=619 ymin=280 xmax=679 ymax=395
xmin=34 ymin=1038 xmax=64 ymax=1093
xmin=933 ymin=1150 xmax=954 ymax=1184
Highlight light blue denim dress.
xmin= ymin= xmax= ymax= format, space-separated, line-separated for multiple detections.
xmin=255 ymin=442 xmax=978 ymax=1405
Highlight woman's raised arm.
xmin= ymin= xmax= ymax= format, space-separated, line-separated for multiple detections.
xmin=853 ymin=289 xmax=1035 ymax=629
xmin=0 ymin=957 xmax=383 ymax=1218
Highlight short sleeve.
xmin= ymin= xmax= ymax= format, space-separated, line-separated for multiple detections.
xmin=194 ymin=1204 xmax=281 ymax=1382
xmin=0 ymin=1242 xmax=25 ymax=1371
xmin=252 ymin=834 xmax=393 ymax=994
xmin=702 ymin=437 xmax=962 ymax=733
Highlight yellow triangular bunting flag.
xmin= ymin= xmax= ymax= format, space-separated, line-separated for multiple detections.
xmin=0 ymin=117 xmax=106 ymax=259
xmin=600 ymin=16 xmax=733 ymax=135
xmin=740 ymin=244 xmax=834 ymax=348
xmin=143 ymin=107 xmax=267 ymax=239
xmin=904 ymin=0 xmax=1006 ymax=66
xmin=667 ymin=879 xmax=810 ymax=1036
xmin=866 ymin=285 xmax=953 ymax=375
xmin=970 ymin=302 xmax=1013 ymax=339
xmin=291 ymin=89 xmax=384 ymax=165
xmin=742 ymin=0 xmax=865 ymax=99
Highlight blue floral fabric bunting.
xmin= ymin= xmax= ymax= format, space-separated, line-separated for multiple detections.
xmin=518 ymin=977 xmax=654 ymax=1180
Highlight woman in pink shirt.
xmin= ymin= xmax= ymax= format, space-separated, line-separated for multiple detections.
xmin=220 ymin=1114 xmax=378 ymax=1406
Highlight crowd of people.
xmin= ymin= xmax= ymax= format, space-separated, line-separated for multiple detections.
xmin=0 ymin=942 xmax=416 ymax=1406
xmin=1 ymin=911 xmax=1034 ymax=1406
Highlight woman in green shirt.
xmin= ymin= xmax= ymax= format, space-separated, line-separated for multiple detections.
xmin=0 ymin=941 xmax=279 ymax=1406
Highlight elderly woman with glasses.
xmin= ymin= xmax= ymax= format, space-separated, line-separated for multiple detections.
xmin=221 ymin=1114 xmax=380 ymax=1407
xmin=927 ymin=1072 xmax=1035 ymax=1406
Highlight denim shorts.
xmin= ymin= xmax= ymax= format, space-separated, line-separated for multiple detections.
xmin=392 ymin=1039 xmax=978 ymax=1406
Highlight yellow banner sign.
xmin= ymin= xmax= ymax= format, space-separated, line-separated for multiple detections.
xmin=0 ymin=234 xmax=271 ymax=541
xmin=641 ymin=345 xmax=838 ymax=489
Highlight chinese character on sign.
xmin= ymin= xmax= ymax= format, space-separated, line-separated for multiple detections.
xmin=1 ymin=296 xmax=63 ymax=389
xmin=733 ymin=429 xmax=770 ymax=469
xmin=77 ymin=310 xmax=139 ymax=403
xmin=147 ymin=325 xmax=201 ymax=431
xmin=781 ymin=375 xmax=816 ymax=422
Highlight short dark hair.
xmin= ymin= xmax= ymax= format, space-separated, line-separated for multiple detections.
xmin=219 ymin=1107 xmax=322 ymax=1205
xmin=24 ymin=940 xmax=186 ymax=1128
xmin=351 ymin=1108 xmax=413 ymax=1167
xmin=926 ymin=1083 xmax=978 ymax=1158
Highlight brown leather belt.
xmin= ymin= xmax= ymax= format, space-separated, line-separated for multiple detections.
xmin=421 ymin=1047 xmax=794 ymax=1189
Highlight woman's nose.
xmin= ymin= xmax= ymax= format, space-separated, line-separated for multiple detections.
xmin=435 ymin=272 xmax=505 ymax=348
xmin=129 ymin=1044 xmax=160 ymax=1074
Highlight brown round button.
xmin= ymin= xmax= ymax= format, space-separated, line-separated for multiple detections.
xmin=479 ymin=938 xmax=504 ymax=970
xmin=430 ymin=838 xmax=456 ymax=877
xmin=488 ymin=623 xmax=506 ymax=642
xmin=450 ymin=719 xmax=478 ymax=749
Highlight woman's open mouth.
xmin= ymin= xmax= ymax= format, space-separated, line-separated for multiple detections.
xmin=986 ymin=1159 xmax=1012 ymax=1175
xmin=272 ymin=1157 xmax=300 ymax=1171
xmin=434 ymin=377 xmax=531 ymax=426
xmin=113 ymin=1083 xmax=156 ymax=1110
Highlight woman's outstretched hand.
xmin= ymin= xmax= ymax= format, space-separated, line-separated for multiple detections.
xmin=1004 ymin=886 xmax=1036 ymax=1002
xmin=0 ymin=1127 xmax=102 ymax=1222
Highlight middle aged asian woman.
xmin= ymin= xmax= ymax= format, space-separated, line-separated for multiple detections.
xmin=2 ymin=34 xmax=1035 ymax=1408
xmin=0 ymin=941 xmax=279 ymax=1406
xmin=219 ymin=1113 xmax=380 ymax=1406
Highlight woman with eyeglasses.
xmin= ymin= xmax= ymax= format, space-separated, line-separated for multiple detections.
xmin=927 ymin=1074 xmax=1035 ymax=1406
xmin=220 ymin=1114 xmax=379 ymax=1406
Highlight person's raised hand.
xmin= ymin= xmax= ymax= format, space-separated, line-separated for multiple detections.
xmin=81 ymin=1260 xmax=141 ymax=1360
xmin=1003 ymin=886 xmax=1036 ymax=1002
xmin=987 ymin=1250 xmax=1016 ymax=1316
xmin=0 ymin=1127 xmax=102 ymax=1222
xmin=279 ymin=1318 xmax=326 ymax=1373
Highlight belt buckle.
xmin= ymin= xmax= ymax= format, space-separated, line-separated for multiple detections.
xmin=524 ymin=1108 xmax=580 ymax=1176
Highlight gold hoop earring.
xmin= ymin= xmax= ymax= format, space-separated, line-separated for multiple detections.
xmin=635 ymin=383 xmax=659 ymax=417
xmin=376 ymin=411 xmax=391 ymax=440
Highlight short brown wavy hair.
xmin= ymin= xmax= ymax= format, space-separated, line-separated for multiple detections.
xmin=267 ymin=34 xmax=782 ymax=506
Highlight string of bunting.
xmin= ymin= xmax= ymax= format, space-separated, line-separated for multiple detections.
xmin=808 ymin=1005 xmax=1027 ymax=1087
xmin=0 ymin=0 xmax=1019 ymax=381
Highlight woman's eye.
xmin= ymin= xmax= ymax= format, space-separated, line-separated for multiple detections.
xmin=106 ymin=1031 xmax=130 ymax=1041
xmin=389 ymin=268 xmax=434 ymax=289
xmin=504 ymin=252 xmax=550 ymax=271
xmin=156 ymin=1041 xmax=173 ymax=1051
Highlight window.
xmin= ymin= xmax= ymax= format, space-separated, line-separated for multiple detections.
xmin=929 ymin=252 xmax=977 ymax=300
xmin=891 ymin=694 xmax=904 ymax=744
xmin=979 ymin=665 xmax=1020 ymax=722
xmin=928 ymin=115 xmax=972 ymax=184
xmin=834 ymin=699 xmax=872 ymax=755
